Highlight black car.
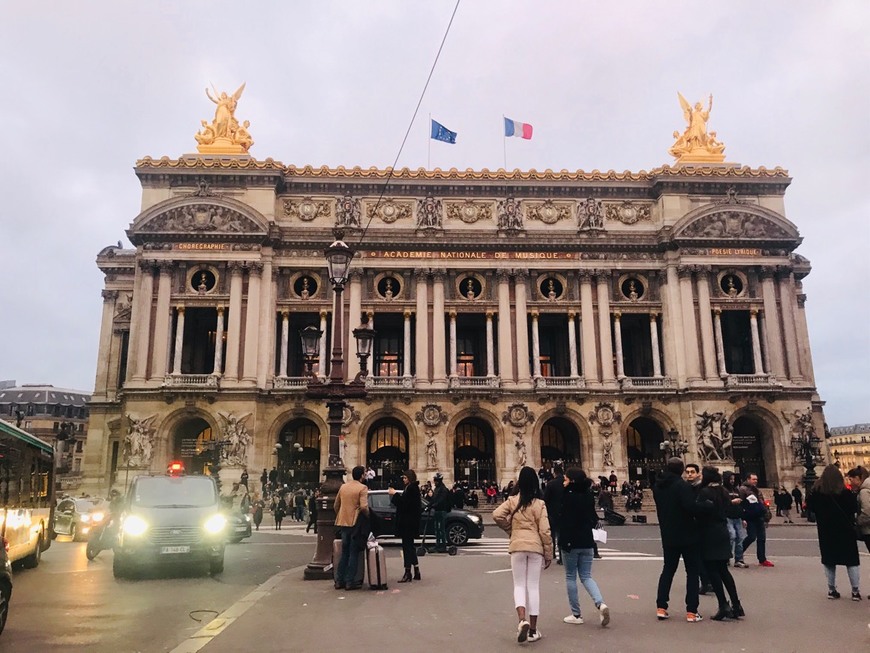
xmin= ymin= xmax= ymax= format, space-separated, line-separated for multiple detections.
xmin=225 ymin=510 xmax=252 ymax=543
xmin=54 ymin=498 xmax=108 ymax=542
xmin=367 ymin=490 xmax=484 ymax=546
xmin=0 ymin=542 xmax=10 ymax=635
xmin=113 ymin=473 xmax=226 ymax=578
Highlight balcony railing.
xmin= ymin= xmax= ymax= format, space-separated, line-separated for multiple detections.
xmin=725 ymin=374 xmax=779 ymax=388
xmin=272 ymin=376 xmax=311 ymax=389
xmin=163 ymin=374 xmax=219 ymax=388
xmin=365 ymin=376 xmax=416 ymax=390
xmin=620 ymin=376 xmax=673 ymax=389
xmin=534 ymin=376 xmax=586 ymax=389
xmin=448 ymin=375 xmax=501 ymax=389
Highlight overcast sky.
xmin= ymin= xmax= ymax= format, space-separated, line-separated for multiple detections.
xmin=1 ymin=1 xmax=867 ymax=426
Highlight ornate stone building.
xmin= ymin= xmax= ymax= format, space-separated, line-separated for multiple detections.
xmin=827 ymin=424 xmax=870 ymax=470
xmin=81 ymin=94 xmax=827 ymax=493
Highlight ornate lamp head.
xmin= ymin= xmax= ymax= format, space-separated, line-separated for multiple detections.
xmin=325 ymin=236 xmax=354 ymax=288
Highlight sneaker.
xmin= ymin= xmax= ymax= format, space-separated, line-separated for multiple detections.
xmin=827 ymin=589 xmax=841 ymax=600
xmin=517 ymin=620 xmax=530 ymax=643
xmin=852 ymin=591 xmax=862 ymax=602
xmin=656 ymin=608 xmax=669 ymax=620
xmin=734 ymin=560 xmax=748 ymax=568
xmin=563 ymin=615 xmax=584 ymax=625
xmin=598 ymin=603 xmax=610 ymax=627
xmin=686 ymin=612 xmax=703 ymax=623
xmin=760 ymin=560 xmax=775 ymax=567
xmin=593 ymin=553 xmax=603 ymax=559
xmin=527 ymin=630 xmax=542 ymax=643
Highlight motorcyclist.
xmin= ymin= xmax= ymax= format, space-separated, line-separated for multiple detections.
xmin=87 ymin=489 xmax=123 ymax=560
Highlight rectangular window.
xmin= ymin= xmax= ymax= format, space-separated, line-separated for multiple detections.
xmin=117 ymin=330 xmax=130 ymax=387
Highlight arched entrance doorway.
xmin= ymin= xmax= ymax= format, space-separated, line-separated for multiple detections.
xmin=454 ymin=418 xmax=495 ymax=486
xmin=277 ymin=419 xmax=321 ymax=488
xmin=366 ymin=418 xmax=409 ymax=490
xmin=731 ymin=415 xmax=770 ymax=487
xmin=540 ymin=418 xmax=581 ymax=475
xmin=172 ymin=417 xmax=216 ymax=475
xmin=626 ymin=417 xmax=665 ymax=484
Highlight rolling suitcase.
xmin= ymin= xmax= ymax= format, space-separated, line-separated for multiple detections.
xmin=366 ymin=542 xmax=388 ymax=590
xmin=332 ymin=537 xmax=365 ymax=586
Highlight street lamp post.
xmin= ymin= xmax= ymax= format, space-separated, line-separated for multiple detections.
xmin=302 ymin=231 xmax=375 ymax=581
xmin=791 ymin=430 xmax=823 ymax=523
xmin=659 ymin=429 xmax=690 ymax=459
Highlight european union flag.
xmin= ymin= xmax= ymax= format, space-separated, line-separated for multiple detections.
xmin=430 ymin=119 xmax=457 ymax=144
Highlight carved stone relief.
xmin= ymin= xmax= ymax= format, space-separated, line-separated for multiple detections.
xmin=125 ymin=414 xmax=158 ymax=467
xmin=604 ymin=201 xmax=652 ymax=225
xmin=367 ymin=199 xmax=413 ymax=224
xmin=681 ymin=211 xmax=791 ymax=239
xmin=694 ymin=410 xmax=733 ymax=461
xmin=446 ymin=200 xmax=493 ymax=224
xmin=283 ymin=197 xmax=332 ymax=222
xmin=415 ymin=404 xmax=449 ymax=427
xmin=526 ymin=200 xmax=572 ymax=225
xmin=578 ymin=197 xmax=605 ymax=231
xmin=218 ymin=412 xmax=252 ymax=466
xmin=503 ymin=403 xmax=535 ymax=428
xmin=589 ymin=402 xmax=622 ymax=467
xmin=142 ymin=204 xmax=259 ymax=233
xmin=335 ymin=193 xmax=361 ymax=227
xmin=496 ymin=196 xmax=523 ymax=231
xmin=416 ymin=196 xmax=443 ymax=228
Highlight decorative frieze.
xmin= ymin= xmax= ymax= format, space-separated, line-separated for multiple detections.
xmin=283 ymin=197 xmax=332 ymax=222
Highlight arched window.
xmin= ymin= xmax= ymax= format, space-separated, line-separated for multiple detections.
xmin=368 ymin=422 xmax=408 ymax=454
xmin=455 ymin=422 xmax=491 ymax=453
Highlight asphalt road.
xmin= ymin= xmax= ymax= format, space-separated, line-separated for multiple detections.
xmin=0 ymin=521 xmax=851 ymax=652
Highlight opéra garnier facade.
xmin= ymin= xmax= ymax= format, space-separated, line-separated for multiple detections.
xmin=82 ymin=93 xmax=825 ymax=492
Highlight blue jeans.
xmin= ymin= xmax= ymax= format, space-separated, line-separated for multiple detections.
xmin=742 ymin=518 xmax=767 ymax=563
xmin=337 ymin=527 xmax=359 ymax=586
xmin=562 ymin=548 xmax=604 ymax=616
xmin=727 ymin=518 xmax=746 ymax=561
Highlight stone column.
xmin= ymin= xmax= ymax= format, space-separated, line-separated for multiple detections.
xmin=778 ymin=269 xmax=803 ymax=380
xmin=213 ymin=306 xmax=225 ymax=375
xmin=567 ymin=311 xmax=579 ymax=378
xmin=346 ymin=271 xmax=362 ymax=381
xmin=496 ymin=270 xmax=514 ymax=384
xmin=224 ymin=262 xmax=244 ymax=381
xmin=171 ymin=306 xmax=185 ymax=375
xmin=794 ymin=283 xmax=817 ymax=385
xmin=448 ymin=310 xmax=458 ymax=378
xmin=678 ymin=266 xmax=702 ymax=381
xmin=279 ymin=310 xmax=290 ymax=377
xmin=414 ymin=271 xmax=430 ymax=385
xmin=712 ymin=308 xmax=727 ymax=377
xmin=432 ymin=271 xmax=448 ymax=386
xmin=613 ymin=311 xmax=625 ymax=378
xmin=650 ymin=313 xmax=662 ymax=378
xmin=125 ymin=262 xmax=144 ymax=384
xmin=150 ymin=262 xmax=173 ymax=379
xmin=695 ymin=268 xmax=718 ymax=381
xmin=93 ymin=290 xmax=118 ymax=394
xmin=749 ymin=309 xmax=764 ymax=374
xmin=132 ymin=261 xmax=155 ymax=381
xmin=514 ymin=271 xmax=532 ymax=385
xmin=403 ymin=310 xmax=413 ymax=377
xmin=579 ymin=271 xmax=598 ymax=382
xmin=663 ymin=264 xmax=687 ymax=383
xmin=256 ymin=260 xmax=275 ymax=387
xmin=319 ymin=310 xmax=328 ymax=377
xmin=760 ymin=268 xmax=786 ymax=378
xmin=531 ymin=311 xmax=542 ymax=379
xmin=242 ymin=263 xmax=262 ymax=382
xmin=485 ymin=311 xmax=495 ymax=377
xmin=596 ymin=271 xmax=615 ymax=383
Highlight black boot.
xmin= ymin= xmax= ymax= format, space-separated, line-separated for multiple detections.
xmin=398 ymin=568 xmax=412 ymax=583
xmin=413 ymin=566 xmax=421 ymax=580
xmin=731 ymin=602 xmax=745 ymax=618
xmin=711 ymin=604 xmax=732 ymax=621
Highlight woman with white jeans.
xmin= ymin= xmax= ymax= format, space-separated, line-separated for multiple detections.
xmin=558 ymin=468 xmax=610 ymax=626
xmin=493 ymin=466 xmax=554 ymax=644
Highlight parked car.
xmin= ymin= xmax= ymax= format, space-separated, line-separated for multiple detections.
xmin=0 ymin=542 xmax=11 ymax=635
xmin=54 ymin=498 xmax=108 ymax=542
xmin=366 ymin=489 xmax=484 ymax=546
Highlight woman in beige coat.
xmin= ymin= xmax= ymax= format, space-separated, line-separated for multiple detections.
xmin=493 ymin=466 xmax=554 ymax=644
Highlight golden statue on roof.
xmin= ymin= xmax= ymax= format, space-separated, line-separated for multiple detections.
xmin=195 ymin=83 xmax=254 ymax=155
xmin=668 ymin=92 xmax=726 ymax=164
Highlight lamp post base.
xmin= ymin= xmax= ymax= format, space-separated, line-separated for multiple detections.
xmin=303 ymin=464 xmax=346 ymax=581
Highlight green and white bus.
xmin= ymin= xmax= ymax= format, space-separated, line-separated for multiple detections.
xmin=0 ymin=419 xmax=54 ymax=567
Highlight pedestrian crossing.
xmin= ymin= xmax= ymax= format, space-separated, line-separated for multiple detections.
xmin=461 ymin=537 xmax=663 ymax=561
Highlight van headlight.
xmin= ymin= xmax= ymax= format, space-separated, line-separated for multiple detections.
xmin=91 ymin=511 xmax=105 ymax=523
xmin=122 ymin=515 xmax=148 ymax=536
xmin=468 ymin=514 xmax=481 ymax=524
xmin=204 ymin=514 xmax=227 ymax=534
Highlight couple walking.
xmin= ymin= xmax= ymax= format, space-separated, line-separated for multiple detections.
xmin=493 ymin=466 xmax=609 ymax=644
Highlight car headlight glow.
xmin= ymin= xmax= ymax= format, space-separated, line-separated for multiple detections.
xmin=244 ymin=514 xmax=252 ymax=522
xmin=468 ymin=514 xmax=481 ymax=523
xmin=80 ymin=514 xmax=91 ymax=523
xmin=204 ymin=514 xmax=227 ymax=534
xmin=122 ymin=515 xmax=148 ymax=536
xmin=91 ymin=512 xmax=105 ymax=523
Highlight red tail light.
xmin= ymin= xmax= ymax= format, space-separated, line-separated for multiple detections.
xmin=168 ymin=461 xmax=185 ymax=476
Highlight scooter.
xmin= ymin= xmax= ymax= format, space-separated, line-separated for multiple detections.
xmin=86 ymin=518 xmax=118 ymax=560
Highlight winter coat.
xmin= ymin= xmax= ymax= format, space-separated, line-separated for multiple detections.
xmin=857 ymin=477 xmax=870 ymax=538
xmin=558 ymin=482 xmax=598 ymax=551
xmin=739 ymin=483 xmax=768 ymax=521
xmin=429 ymin=482 xmax=451 ymax=512
xmin=808 ymin=488 xmax=860 ymax=567
xmin=653 ymin=470 xmax=705 ymax=548
xmin=696 ymin=484 xmax=733 ymax=561
xmin=543 ymin=475 xmax=565 ymax=527
xmin=778 ymin=491 xmax=793 ymax=510
xmin=391 ymin=481 xmax=422 ymax=539
xmin=723 ymin=483 xmax=743 ymax=519
xmin=493 ymin=495 xmax=554 ymax=562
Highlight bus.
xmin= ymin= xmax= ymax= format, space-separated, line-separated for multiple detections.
xmin=0 ymin=418 xmax=54 ymax=567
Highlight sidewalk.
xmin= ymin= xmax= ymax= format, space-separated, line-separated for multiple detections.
xmin=183 ymin=544 xmax=864 ymax=653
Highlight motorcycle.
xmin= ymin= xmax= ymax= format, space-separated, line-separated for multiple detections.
xmin=86 ymin=517 xmax=118 ymax=560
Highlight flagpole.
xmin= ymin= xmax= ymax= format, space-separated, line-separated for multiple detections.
xmin=428 ymin=114 xmax=431 ymax=170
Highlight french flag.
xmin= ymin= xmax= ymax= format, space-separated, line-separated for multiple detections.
xmin=504 ymin=117 xmax=533 ymax=139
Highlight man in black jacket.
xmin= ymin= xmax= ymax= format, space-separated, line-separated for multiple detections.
xmin=653 ymin=457 xmax=707 ymax=622
xmin=544 ymin=464 xmax=566 ymax=564
xmin=429 ymin=473 xmax=451 ymax=552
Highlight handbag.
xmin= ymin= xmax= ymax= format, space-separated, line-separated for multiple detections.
xmin=592 ymin=527 xmax=608 ymax=544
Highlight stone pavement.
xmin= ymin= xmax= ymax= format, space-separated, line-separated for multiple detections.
xmin=179 ymin=542 xmax=868 ymax=653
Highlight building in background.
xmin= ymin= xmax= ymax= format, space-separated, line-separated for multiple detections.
xmin=0 ymin=381 xmax=90 ymax=491
xmin=827 ymin=424 xmax=870 ymax=470
xmin=81 ymin=90 xmax=828 ymax=494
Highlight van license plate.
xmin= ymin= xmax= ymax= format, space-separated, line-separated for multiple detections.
xmin=160 ymin=545 xmax=190 ymax=554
